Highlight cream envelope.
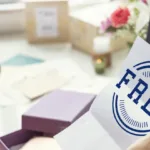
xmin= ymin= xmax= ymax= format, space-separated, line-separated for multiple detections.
xmin=10 ymin=59 xmax=87 ymax=99
xmin=0 ymin=59 xmax=85 ymax=88
xmin=13 ymin=69 xmax=69 ymax=99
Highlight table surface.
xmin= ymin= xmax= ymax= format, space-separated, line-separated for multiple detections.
xmin=0 ymin=34 xmax=128 ymax=77
xmin=0 ymin=33 xmax=128 ymax=136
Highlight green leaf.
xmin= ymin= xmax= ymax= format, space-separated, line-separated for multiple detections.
xmin=127 ymin=42 xmax=133 ymax=48
xmin=133 ymin=8 xmax=140 ymax=16
xmin=106 ymin=26 xmax=116 ymax=32
xmin=128 ymin=0 xmax=138 ymax=2
xmin=106 ymin=26 xmax=124 ymax=32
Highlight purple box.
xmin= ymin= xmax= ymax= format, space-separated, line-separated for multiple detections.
xmin=22 ymin=90 xmax=96 ymax=135
xmin=0 ymin=130 xmax=46 ymax=150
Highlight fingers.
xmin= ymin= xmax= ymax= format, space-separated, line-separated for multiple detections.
xmin=127 ymin=134 xmax=150 ymax=150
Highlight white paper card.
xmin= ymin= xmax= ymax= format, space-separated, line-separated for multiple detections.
xmin=119 ymin=37 xmax=150 ymax=87
xmin=90 ymin=80 xmax=140 ymax=149
xmin=118 ymin=37 xmax=150 ymax=106
xmin=35 ymin=7 xmax=58 ymax=37
xmin=55 ymin=112 xmax=120 ymax=150
xmin=55 ymin=37 xmax=150 ymax=150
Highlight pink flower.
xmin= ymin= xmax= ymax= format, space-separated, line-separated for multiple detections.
xmin=100 ymin=18 xmax=112 ymax=33
xmin=142 ymin=0 xmax=147 ymax=4
xmin=111 ymin=7 xmax=130 ymax=28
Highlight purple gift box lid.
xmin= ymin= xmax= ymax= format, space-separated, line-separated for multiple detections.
xmin=22 ymin=90 xmax=96 ymax=135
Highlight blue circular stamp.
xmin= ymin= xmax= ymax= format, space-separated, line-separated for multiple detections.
xmin=112 ymin=61 xmax=150 ymax=136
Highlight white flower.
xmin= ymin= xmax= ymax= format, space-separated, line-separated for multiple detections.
xmin=134 ymin=0 xmax=150 ymax=33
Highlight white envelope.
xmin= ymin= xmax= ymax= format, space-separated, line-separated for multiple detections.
xmin=55 ymin=37 xmax=150 ymax=150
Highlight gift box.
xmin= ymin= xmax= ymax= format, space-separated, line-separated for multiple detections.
xmin=25 ymin=0 xmax=69 ymax=43
xmin=0 ymin=130 xmax=39 ymax=150
xmin=22 ymin=90 xmax=96 ymax=135
xmin=70 ymin=1 xmax=127 ymax=54
xmin=0 ymin=129 xmax=54 ymax=150
xmin=0 ymin=90 xmax=96 ymax=150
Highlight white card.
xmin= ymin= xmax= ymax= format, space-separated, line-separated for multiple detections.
xmin=118 ymin=37 xmax=150 ymax=108
xmin=90 ymin=38 xmax=150 ymax=149
xmin=119 ymin=37 xmax=150 ymax=88
xmin=55 ymin=37 xmax=150 ymax=150
xmin=55 ymin=112 xmax=120 ymax=150
xmin=55 ymin=79 xmax=140 ymax=150
xmin=90 ymin=80 xmax=140 ymax=149
xmin=35 ymin=7 xmax=58 ymax=38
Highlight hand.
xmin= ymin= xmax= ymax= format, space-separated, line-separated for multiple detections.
xmin=127 ymin=134 xmax=150 ymax=150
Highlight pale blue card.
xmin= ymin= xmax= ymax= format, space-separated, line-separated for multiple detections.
xmin=1 ymin=54 xmax=44 ymax=66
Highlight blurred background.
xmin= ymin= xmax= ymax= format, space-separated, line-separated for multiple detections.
xmin=0 ymin=0 xmax=148 ymax=138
